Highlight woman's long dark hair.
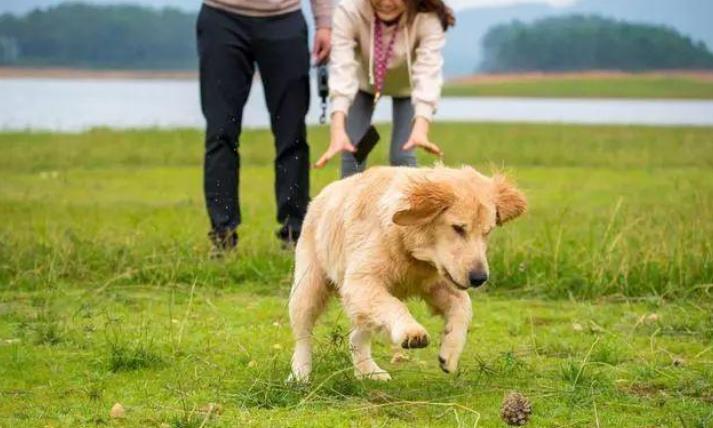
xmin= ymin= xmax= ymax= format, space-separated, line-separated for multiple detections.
xmin=408 ymin=0 xmax=455 ymax=31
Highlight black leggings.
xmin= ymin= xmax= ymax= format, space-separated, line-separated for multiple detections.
xmin=197 ymin=4 xmax=311 ymax=234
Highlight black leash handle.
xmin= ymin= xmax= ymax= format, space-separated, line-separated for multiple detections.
xmin=317 ymin=65 xmax=329 ymax=125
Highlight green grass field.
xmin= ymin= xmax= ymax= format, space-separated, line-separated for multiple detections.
xmin=1 ymin=123 xmax=712 ymax=427
xmin=443 ymin=73 xmax=713 ymax=99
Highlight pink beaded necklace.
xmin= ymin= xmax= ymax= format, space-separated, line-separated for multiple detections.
xmin=373 ymin=15 xmax=399 ymax=104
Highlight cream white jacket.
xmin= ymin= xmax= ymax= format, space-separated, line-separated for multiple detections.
xmin=329 ymin=0 xmax=446 ymax=121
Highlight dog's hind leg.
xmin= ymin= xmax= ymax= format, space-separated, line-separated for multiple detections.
xmin=350 ymin=327 xmax=391 ymax=381
xmin=288 ymin=258 xmax=330 ymax=383
xmin=423 ymin=283 xmax=472 ymax=374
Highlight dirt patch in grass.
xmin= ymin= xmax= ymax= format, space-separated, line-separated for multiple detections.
xmin=619 ymin=383 xmax=667 ymax=398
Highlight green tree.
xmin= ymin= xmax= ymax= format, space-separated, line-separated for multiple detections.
xmin=0 ymin=3 xmax=197 ymax=69
xmin=0 ymin=35 xmax=20 ymax=64
xmin=481 ymin=15 xmax=713 ymax=72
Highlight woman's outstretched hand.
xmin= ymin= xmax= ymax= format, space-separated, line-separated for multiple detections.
xmin=402 ymin=116 xmax=443 ymax=156
xmin=315 ymin=112 xmax=356 ymax=168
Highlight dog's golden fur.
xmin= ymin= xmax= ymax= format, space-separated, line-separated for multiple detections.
xmin=288 ymin=165 xmax=526 ymax=381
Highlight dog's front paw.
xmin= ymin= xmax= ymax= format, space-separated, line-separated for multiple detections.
xmin=394 ymin=324 xmax=430 ymax=349
xmin=355 ymin=369 xmax=392 ymax=382
xmin=438 ymin=343 xmax=464 ymax=374
xmin=438 ymin=354 xmax=459 ymax=373
xmin=286 ymin=371 xmax=310 ymax=385
xmin=287 ymin=364 xmax=311 ymax=385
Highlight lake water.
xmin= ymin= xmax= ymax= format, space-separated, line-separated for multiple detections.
xmin=2 ymin=78 xmax=713 ymax=131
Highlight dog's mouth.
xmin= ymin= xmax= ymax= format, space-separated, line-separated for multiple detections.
xmin=444 ymin=270 xmax=469 ymax=291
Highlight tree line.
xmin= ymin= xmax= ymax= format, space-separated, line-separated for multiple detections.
xmin=0 ymin=3 xmax=197 ymax=69
xmin=2 ymin=4 xmax=713 ymax=72
xmin=481 ymin=14 xmax=713 ymax=72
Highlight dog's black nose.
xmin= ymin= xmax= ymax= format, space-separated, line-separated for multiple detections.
xmin=468 ymin=271 xmax=488 ymax=288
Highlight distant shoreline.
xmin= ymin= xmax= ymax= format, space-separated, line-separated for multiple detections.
xmin=3 ymin=67 xmax=713 ymax=100
xmin=449 ymin=70 xmax=713 ymax=84
xmin=0 ymin=67 xmax=198 ymax=80
xmin=443 ymin=70 xmax=713 ymax=100
xmin=3 ymin=67 xmax=713 ymax=82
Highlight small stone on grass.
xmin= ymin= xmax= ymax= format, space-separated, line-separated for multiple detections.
xmin=110 ymin=402 xmax=125 ymax=419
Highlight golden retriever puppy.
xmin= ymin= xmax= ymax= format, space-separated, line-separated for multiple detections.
xmin=288 ymin=165 xmax=526 ymax=382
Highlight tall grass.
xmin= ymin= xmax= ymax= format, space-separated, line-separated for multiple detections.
xmin=1 ymin=124 xmax=712 ymax=299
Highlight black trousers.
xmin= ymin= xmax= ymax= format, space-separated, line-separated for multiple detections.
xmin=196 ymin=4 xmax=310 ymax=234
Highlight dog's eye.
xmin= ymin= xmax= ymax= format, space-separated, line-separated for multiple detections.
xmin=452 ymin=224 xmax=467 ymax=237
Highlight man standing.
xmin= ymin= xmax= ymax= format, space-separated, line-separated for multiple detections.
xmin=197 ymin=0 xmax=332 ymax=255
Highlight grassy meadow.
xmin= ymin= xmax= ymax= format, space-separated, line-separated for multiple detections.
xmin=443 ymin=72 xmax=713 ymax=99
xmin=1 ymin=123 xmax=712 ymax=427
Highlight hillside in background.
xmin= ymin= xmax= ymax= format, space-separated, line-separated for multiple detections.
xmin=0 ymin=3 xmax=195 ymax=69
xmin=480 ymin=15 xmax=713 ymax=72
xmin=2 ymin=0 xmax=713 ymax=75
xmin=445 ymin=0 xmax=713 ymax=75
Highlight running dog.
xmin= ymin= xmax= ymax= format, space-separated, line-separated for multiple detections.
xmin=288 ymin=165 xmax=527 ymax=381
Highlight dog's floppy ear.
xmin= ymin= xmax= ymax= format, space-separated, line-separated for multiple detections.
xmin=493 ymin=174 xmax=527 ymax=225
xmin=393 ymin=179 xmax=455 ymax=226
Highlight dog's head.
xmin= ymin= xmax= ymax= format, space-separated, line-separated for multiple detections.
xmin=393 ymin=167 xmax=527 ymax=291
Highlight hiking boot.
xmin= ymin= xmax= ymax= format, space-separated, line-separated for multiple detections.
xmin=209 ymin=228 xmax=238 ymax=258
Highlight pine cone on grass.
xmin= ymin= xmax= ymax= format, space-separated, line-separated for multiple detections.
xmin=500 ymin=392 xmax=532 ymax=426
